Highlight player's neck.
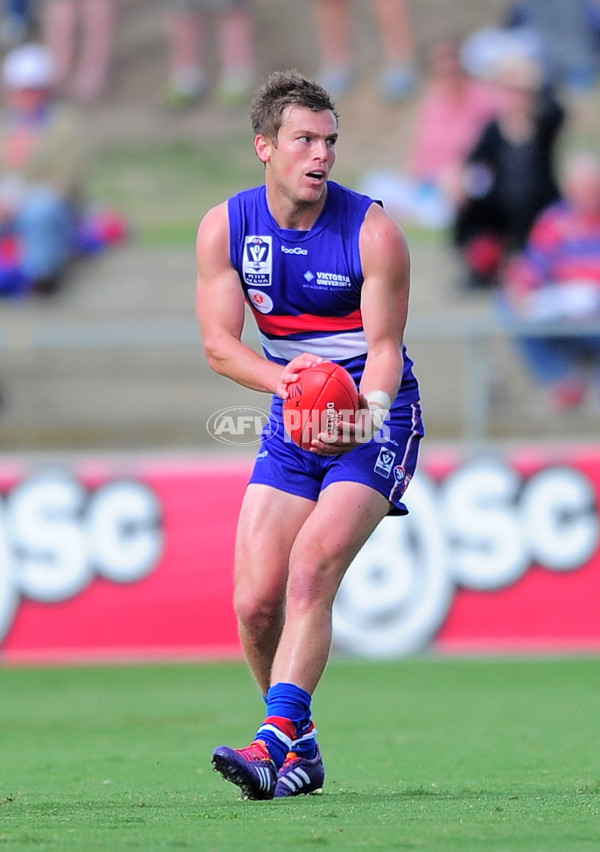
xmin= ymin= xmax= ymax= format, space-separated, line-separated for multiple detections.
xmin=265 ymin=186 xmax=328 ymax=231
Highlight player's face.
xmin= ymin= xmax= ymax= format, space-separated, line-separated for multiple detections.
xmin=256 ymin=106 xmax=338 ymax=206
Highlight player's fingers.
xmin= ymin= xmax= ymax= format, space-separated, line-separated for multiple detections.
xmin=293 ymin=354 xmax=323 ymax=370
xmin=310 ymin=430 xmax=351 ymax=454
xmin=276 ymin=368 xmax=300 ymax=397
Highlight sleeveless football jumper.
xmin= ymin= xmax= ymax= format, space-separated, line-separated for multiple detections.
xmin=228 ymin=180 xmax=423 ymax=514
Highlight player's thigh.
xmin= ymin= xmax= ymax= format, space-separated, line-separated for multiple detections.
xmin=235 ymin=483 xmax=316 ymax=601
xmin=287 ymin=480 xmax=389 ymax=602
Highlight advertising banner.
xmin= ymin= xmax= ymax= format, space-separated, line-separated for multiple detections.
xmin=1 ymin=447 xmax=599 ymax=663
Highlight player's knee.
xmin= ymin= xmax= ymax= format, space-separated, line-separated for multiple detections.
xmin=234 ymin=586 xmax=282 ymax=635
xmin=287 ymin=554 xmax=340 ymax=612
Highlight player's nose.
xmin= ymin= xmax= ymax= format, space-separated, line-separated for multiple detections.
xmin=313 ymin=139 xmax=328 ymax=162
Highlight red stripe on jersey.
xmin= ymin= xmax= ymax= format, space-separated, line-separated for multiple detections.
xmin=253 ymin=308 xmax=363 ymax=336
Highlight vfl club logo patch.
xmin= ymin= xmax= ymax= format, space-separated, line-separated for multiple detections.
xmin=243 ymin=235 xmax=272 ymax=287
xmin=248 ymin=288 xmax=274 ymax=314
xmin=374 ymin=447 xmax=396 ymax=478
xmin=389 ymin=465 xmax=412 ymax=502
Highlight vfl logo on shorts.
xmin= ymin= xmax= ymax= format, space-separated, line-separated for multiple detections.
xmin=374 ymin=447 xmax=396 ymax=478
xmin=243 ymin=235 xmax=272 ymax=287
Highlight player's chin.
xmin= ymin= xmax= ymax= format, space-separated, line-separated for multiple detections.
xmin=300 ymin=183 xmax=327 ymax=203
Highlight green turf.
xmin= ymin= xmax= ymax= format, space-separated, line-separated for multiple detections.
xmin=1 ymin=657 xmax=599 ymax=851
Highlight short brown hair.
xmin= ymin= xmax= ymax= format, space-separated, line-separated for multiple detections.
xmin=250 ymin=69 xmax=338 ymax=141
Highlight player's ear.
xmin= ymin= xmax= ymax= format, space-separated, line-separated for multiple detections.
xmin=255 ymin=134 xmax=273 ymax=164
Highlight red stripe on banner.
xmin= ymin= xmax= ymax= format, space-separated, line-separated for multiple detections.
xmin=434 ymin=561 xmax=600 ymax=653
xmin=253 ymin=309 xmax=363 ymax=336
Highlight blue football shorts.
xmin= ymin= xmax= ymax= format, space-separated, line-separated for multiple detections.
xmin=249 ymin=400 xmax=424 ymax=516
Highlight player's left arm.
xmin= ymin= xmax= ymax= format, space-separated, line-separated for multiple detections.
xmin=310 ymin=203 xmax=409 ymax=454
xmin=358 ymin=202 xmax=410 ymax=409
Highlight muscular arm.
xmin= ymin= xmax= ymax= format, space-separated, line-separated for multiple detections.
xmin=196 ymin=203 xmax=319 ymax=396
xmin=309 ymin=203 xmax=410 ymax=454
xmin=358 ymin=202 xmax=410 ymax=402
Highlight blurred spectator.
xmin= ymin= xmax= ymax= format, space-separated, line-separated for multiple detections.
xmin=506 ymin=0 xmax=600 ymax=92
xmin=360 ymin=40 xmax=499 ymax=228
xmin=453 ymin=55 xmax=565 ymax=290
xmin=1 ymin=0 xmax=35 ymax=47
xmin=501 ymin=153 xmax=600 ymax=411
xmin=43 ymin=0 xmax=116 ymax=104
xmin=0 ymin=43 xmax=85 ymax=296
xmin=460 ymin=24 xmax=544 ymax=84
xmin=313 ymin=0 xmax=417 ymax=101
xmin=461 ymin=0 xmax=600 ymax=95
xmin=165 ymin=0 xmax=254 ymax=108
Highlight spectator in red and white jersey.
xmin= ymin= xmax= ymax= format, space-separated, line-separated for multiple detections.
xmin=503 ymin=152 xmax=600 ymax=410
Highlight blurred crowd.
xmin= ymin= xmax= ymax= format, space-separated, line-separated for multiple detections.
xmin=354 ymin=0 xmax=600 ymax=415
xmin=1 ymin=0 xmax=600 ymax=413
xmin=0 ymin=0 xmax=127 ymax=299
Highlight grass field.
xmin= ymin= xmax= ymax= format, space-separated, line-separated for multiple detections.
xmin=1 ymin=657 xmax=599 ymax=851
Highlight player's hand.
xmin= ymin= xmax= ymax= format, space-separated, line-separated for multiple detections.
xmin=276 ymin=353 xmax=323 ymax=399
xmin=309 ymin=393 xmax=378 ymax=455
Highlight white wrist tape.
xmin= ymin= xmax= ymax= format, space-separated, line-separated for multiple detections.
xmin=365 ymin=390 xmax=391 ymax=432
xmin=365 ymin=390 xmax=391 ymax=410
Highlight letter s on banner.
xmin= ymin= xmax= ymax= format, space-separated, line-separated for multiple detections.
xmin=7 ymin=470 xmax=91 ymax=603
xmin=439 ymin=459 xmax=528 ymax=591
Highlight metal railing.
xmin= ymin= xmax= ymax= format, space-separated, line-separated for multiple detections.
xmin=408 ymin=316 xmax=600 ymax=442
xmin=1 ymin=314 xmax=599 ymax=442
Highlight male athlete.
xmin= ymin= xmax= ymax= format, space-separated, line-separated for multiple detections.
xmin=196 ymin=70 xmax=423 ymax=800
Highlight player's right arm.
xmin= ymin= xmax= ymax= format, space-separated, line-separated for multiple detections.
xmin=196 ymin=203 xmax=320 ymax=397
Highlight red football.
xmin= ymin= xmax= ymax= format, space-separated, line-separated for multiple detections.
xmin=283 ymin=361 xmax=359 ymax=450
